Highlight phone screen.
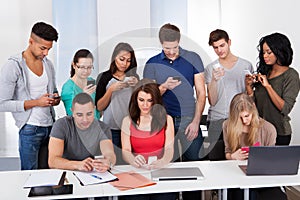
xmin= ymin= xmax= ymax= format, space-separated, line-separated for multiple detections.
xmin=87 ymin=80 xmax=95 ymax=86
xmin=173 ymin=76 xmax=181 ymax=81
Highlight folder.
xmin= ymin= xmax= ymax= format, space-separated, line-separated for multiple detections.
xmin=110 ymin=171 xmax=156 ymax=191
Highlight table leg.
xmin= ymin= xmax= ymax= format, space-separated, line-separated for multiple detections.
xmin=244 ymin=188 xmax=249 ymax=200
xmin=222 ymin=189 xmax=227 ymax=200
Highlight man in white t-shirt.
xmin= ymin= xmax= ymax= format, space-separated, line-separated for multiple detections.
xmin=0 ymin=22 xmax=60 ymax=170
xmin=204 ymin=29 xmax=253 ymax=159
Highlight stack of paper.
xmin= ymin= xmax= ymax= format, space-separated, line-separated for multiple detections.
xmin=73 ymin=171 xmax=117 ymax=186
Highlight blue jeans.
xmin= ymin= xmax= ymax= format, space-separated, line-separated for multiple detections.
xmin=111 ymin=129 xmax=125 ymax=165
xmin=19 ymin=124 xmax=52 ymax=170
xmin=172 ymin=116 xmax=204 ymax=161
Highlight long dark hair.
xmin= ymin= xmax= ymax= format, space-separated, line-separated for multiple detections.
xmin=109 ymin=42 xmax=137 ymax=77
xmin=256 ymin=32 xmax=293 ymax=75
xmin=70 ymin=49 xmax=94 ymax=77
xmin=129 ymin=79 xmax=167 ymax=133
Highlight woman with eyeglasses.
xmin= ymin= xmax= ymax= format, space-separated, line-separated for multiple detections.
xmin=95 ymin=42 xmax=139 ymax=165
xmin=61 ymin=49 xmax=100 ymax=119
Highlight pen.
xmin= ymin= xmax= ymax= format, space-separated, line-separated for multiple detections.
xmin=91 ymin=174 xmax=102 ymax=180
xmin=73 ymin=172 xmax=84 ymax=186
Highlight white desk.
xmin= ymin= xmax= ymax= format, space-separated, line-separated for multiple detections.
xmin=0 ymin=160 xmax=299 ymax=200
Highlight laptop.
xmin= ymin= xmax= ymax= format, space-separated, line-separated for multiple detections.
xmin=239 ymin=145 xmax=300 ymax=176
xmin=151 ymin=167 xmax=204 ymax=181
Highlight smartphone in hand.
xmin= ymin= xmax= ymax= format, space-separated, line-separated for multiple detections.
xmin=172 ymin=76 xmax=181 ymax=81
xmin=241 ymin=146 xmax=249 ymax=153
xmin=148 ymin=156 xmax=157 ymax=164
xmin=87 ymin=80 xmax=95 ymax=86
xmin=94 ymin=155 xmax=104 ymax=160
xmin=244 ymin=69 xmax=252 ymax=75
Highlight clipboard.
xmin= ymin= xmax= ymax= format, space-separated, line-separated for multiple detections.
xmin=73 ymin=171 xmax=118 ymax=186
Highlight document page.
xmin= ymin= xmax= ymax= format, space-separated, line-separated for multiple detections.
xmin=73 ymin=171 xmax=117 ymax=186
xmin=23 ymin=170 xmax=64 ymax=188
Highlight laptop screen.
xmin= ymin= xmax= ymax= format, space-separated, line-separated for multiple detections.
xmin=241 ymin=145 xmax=300 ymax=176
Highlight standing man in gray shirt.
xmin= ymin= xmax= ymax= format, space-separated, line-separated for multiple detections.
xmin=0 ymin=22 xmax=60 ymax=170
xmin=205 ymin=29 xmax=253 ymax=159
xmin=48 ymin=93 xmax=116 ymax=172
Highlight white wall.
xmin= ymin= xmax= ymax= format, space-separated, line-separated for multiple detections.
xmin=0 ymin=0 xmax=53 ymax=67
xmin=187 ymin=0 xmax=300 ymax=144
xmin=97 ymin=0 xmax=151 ymax=74
xmin=0 ymin=0 xmax=299 ymax=150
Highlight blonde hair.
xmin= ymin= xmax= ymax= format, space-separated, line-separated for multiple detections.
xmin=226 ymin=93 xmax=263 ymax=152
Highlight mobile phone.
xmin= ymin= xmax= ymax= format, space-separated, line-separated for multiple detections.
xmin=87 ymin=80 xmax=95 ymax=86
xmin=148 ymin=156 xmax=157 ymax=164
xmin=244 ymin=69 xmax=252 ymax=75
xmin=123 ymin=77 xmax=131 ymax=82
xmin=94 ymin=155 xmax=104 ymax=160
xmin=173 ymin=76 xmax=181 ymax=81
xmin=213 ymin=63 xmax=222 ymax=69
xmin=28 ymin=184 xmax=73 ymax=197
xmin=53 ymin=96 xmax=61 ymax=99
xmin=241 ymin=146 xmax=249 ymax=153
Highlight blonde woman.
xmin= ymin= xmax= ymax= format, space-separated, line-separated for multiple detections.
xmin=223 ymin=93 xmax=276 ymax=160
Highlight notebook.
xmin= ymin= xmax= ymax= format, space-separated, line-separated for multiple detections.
xmin=151 ymin=167 xmax=204 ymax=181
xmin=239 ymin=145 xmax=300 ymax=176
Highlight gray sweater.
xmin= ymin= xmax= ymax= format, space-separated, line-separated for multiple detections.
xmin=0 ymin=53 xmax=57 ymax=128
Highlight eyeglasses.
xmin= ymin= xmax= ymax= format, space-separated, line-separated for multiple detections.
xmin=76 ymin=65 xmax=94 ymax=70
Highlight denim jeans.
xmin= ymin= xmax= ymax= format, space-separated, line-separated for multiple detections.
xmin=172 ymin=116 xmax=204 ymax=161
xmin=111 ymin=129 xmax=125 ymax=165
xmin=19 ymin=124 xmax=52 ymax=170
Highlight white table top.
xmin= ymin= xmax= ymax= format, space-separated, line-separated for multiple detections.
xmin=0 ymin=160 xmax=299 ymax=199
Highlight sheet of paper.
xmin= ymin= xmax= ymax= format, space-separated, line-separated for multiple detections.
xmin=73 ymin=171 xmax=117 ymax=186
xmin=23 ymin=171 xmax=64 ymax=188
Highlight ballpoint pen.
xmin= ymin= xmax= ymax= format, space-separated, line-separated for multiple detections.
xmin=91 ymin=174 xmax=102 ymax=180
xmin=73 ymin=172 xmax=84 ymax=186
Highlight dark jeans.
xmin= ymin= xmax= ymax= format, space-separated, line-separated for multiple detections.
xmin=111 ymin=129 xmax=125 ymax=165
xmin=228 ymin=187 xmax=287 ymax=200
xmin=206 ymin=119 xmax=226 ymax=161
xmin=19 ymin=124 xmax=51 ymax=170
xmin=276 ymin=135 xmax=291 ymax=145
xmin=172 ymin=116 xmax=204 ymax=162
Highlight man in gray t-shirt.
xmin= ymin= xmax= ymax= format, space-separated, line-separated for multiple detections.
xmin=49 ymin=93 xmax=116 ymax=172
xmin=204 ymin=29 xmax=253 ymax=159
